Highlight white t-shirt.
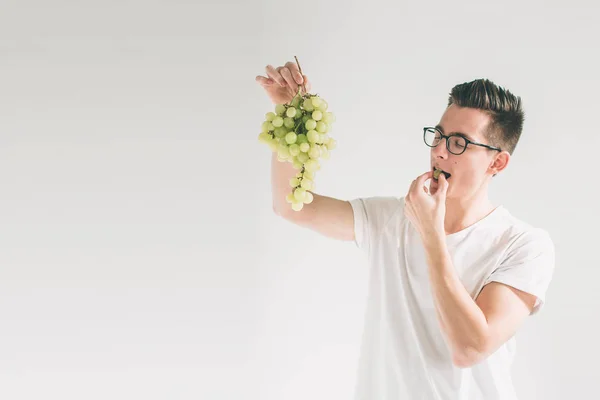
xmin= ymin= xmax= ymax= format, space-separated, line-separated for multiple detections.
xmin=348 ymin=196 xmax=555 ymax=400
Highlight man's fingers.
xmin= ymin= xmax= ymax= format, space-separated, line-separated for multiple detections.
xmin=280 ymin=67 xmax=299 ymax=94
xmin=265 ymin=65 xmax=286 ymax=87
xmin=285 ymin=61 xmax=305 ymax=84
xmin=256 ymin=76 xmax=274 ymax=86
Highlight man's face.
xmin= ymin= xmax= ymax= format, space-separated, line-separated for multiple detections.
xmin=429 ymin=104 xmax=501 ymax=199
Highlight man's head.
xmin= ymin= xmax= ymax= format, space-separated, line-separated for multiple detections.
xmin=428 ymin=78 xmax=524 ymax=200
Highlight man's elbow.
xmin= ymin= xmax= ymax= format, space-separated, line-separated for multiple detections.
xmin=451 ymin=339 xmax=491 ymax=368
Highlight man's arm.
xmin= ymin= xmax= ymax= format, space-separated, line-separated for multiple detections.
xmin=271 ymin=153 xmax=356 ymax=242
xmin=423 ymin=234 xmax=537 ymax=368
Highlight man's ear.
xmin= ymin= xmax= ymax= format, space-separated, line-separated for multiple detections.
xmin=490 ymin=151 xmax=510 ymax=176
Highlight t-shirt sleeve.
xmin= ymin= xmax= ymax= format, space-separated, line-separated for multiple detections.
xmin=484 ymin=228 xmax=556 ymax=315
xmin=348 ymin=196 xmax=403 ymax=255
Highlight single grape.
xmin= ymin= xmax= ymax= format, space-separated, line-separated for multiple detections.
xmin=291 ymin=202 xmax=304 ymax=211
xmin=301 ymin=178 xmax=313 ymax=190
xmin=289 ymin=143 xmax=300 ymax=156
xmin=258 ymin=132 xmax=271 ymax=143
xmin=304 ymin=191 xmax=314 ymax=204
xmin=303 ymin=99 xmax=314 ymax=112
xmin=274 ymin=128 xmax=287 ymax=138
xmin=291 ymin=96 xmax=301 ymax=108
xmin=278 ymin=145 xmax=290 ymax=159
xmin=286 ymin=193 xmax=295 ymax=203
xmin=317 ymin=100 xmax=328 ymax=112
xmin=308 ymin=146 xmax=320 ymax=159
xmin=307 ymin=130 xmax=319 ymax=143
xmin=302 ymin=115 xmax=310 ymax=124
xmin=310 ymin=96 xmax=322 ymax=108
xmin=292 ymin=159 xmax=303 ymax=169
xmin=312 ymin=110 xmax=323 ymax=121
xmin=284 ymin=117 xmax=295 ymax=129
xmin=286 ymin=107 xmax=297 ymax=118
xmin=316 ymin=121 xmax=327 ymax=133
xmin=299 ymin=142 xmax=310 ymax=153
xmin=297 ymin=152 xmax=309 ymax=163
xmin=265 ymin=112 xmax=276 ymax=122
xmin=326 ymin=138 xmax=337 ymax=150
xmin=290 ymin=177 xmax=300 ymax=187
xmin=296 ymin=134 xmax=308 ymax=143
xmin=304 ymin=159 xmax=319 ymax=172
xmin=294 ymin=187 xmax=307 ymax=201
xmin=303 ymin=170 xmax=315 ymax=180
xmin=275 ymin=104 xmax=286 ymax=115
xmin=267 ymin=138 xmax=278 ymax=151
xmin=323 ymin=112 xmax=334 ymax=124
xmin=272 ymin=116 xmax=284 ymax=128
xmin=262 ymin=121 xmax=274 ymax=133
xmin=285 ymin=132 xmax=298 ymax=144
xmin=305 ymin=119 xmax=317 ymax=131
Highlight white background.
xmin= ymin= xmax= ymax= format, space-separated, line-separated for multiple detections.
xmin=0 ymin=0 xmax=598 ymax=399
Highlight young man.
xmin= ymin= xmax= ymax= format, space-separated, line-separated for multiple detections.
xmin=257 ymin=62 xmax=555 ymax=399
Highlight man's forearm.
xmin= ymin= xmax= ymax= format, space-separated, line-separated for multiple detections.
xmin=423 ymin=234 xmax=490 ymax=365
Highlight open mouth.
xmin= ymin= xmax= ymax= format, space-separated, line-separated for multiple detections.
xmin=433 ymin=167 xmax=451 ymax=180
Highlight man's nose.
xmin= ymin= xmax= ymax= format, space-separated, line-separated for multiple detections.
xmin=431 ymin=138 xmax=449 ymax=158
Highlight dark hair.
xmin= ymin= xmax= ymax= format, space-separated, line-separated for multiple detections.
xmin=448 ymin=79 xmax=524 ymax=155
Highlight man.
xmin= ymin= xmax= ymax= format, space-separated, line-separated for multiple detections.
xmin=256 ymin=61 xmax=555 ymax=399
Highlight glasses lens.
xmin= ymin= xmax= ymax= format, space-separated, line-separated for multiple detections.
xmin=424 ymin=128 xmax=440 ymax=147
xmin=448 ymin=135 xmax=467 ymax=154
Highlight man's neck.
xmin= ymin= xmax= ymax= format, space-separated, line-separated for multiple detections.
xmin=443 ymin=194 xmax=496 ymax=236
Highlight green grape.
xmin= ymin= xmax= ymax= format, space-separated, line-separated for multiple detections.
xmin=292 ymin=159 xmax=303 ymax=169
xmin=278 ymin=145 xmax=290 ymax=159
xmin=307 ymin=130 xmax=319 ymax=143
xmin=297 ymin=152 xmax=309 ymax=163
xmin=289 ymin=143 xmax=300 ymax=156
xmin=304 ymin=159 xmax=319 ymax=172
xmin=302 ymin=114 xmax=310 ymax=124
xmin=326 ymin=138 xmax=337 ymax=150
xmin=262 ymin=121 xmax=274 ymax=133
xmin=303 ymin=98 xmax=314 ymax=112
xmin=275 ymin=104 xmax=286 ymax=115
xmin=286 ymin=107 xmax=297 ymax=118
xmin=258 ymin=132 xmax=271 ymax=143
xmin=284 ymin=117 xmax=295 ymax=129
xmin=272 ymin=116 xmax=284 ymax=128
xmin=299 ymin=142 xmax=310 ymax=153
xmin=296 ymin=172 xmax=303 ymax=178
xmin=294 ymin=187 xmax=307 ymax=201
xmin=274 ymin=128 xmax=287 ymax=138
xmin=312 ymin=110 xmax=323 ymax=121
xmin=316 ymin=121 xmax=327 ymax=133
xmin=267 ymin=138 xmax=278 ymax=151
xmin=301 ymin=178 xmax=313 ymax=190
xmin=317 ymin=100 xmax=328 ymax=112
xmin=285 ymin=132 xmax=297 ymax=144
xmin=305 ymin=119 xmax=317 ymax=131
xmin=323 ymin=112 xmax=334 ymax=124
xmin=321 ymin=133 xmax=330 ymax=143
xmin=308 ymin=146 xmax=320 ymax=159
xmin=291 ymin=202 xmax=304 ymax=211
xmin=310 ymin=96 xmax=322 ymax=108
xmin=291 ymin=96 xmax=301 ymax=108
xmin=265 ymin=112 xmax=276 ymax=122
xmin=290 ymin=177 xmax=300 ymax=187
xmin=286 ymin=193 xmax=295 ymax=203
xmin=303 ymin=191 xmax=314 ymax=204
xmin=303 ymin=170 xmax=315 ymax=180
xmin=296 ymin=134 xmax=308 ymax=143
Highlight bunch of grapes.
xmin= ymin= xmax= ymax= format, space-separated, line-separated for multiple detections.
xmin=258 ymin=86 xmax=337 ymax=212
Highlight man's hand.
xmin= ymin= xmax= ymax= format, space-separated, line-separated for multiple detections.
xmin=404 ymin=171 xmax=449 ymax=238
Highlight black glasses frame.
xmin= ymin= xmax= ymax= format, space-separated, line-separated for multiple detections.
xmin=423 ymin=127 xmax=502 ymax=155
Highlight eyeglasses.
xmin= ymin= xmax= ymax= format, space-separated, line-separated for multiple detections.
xmin=423 ymin=127 xmax=502 ymax=155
